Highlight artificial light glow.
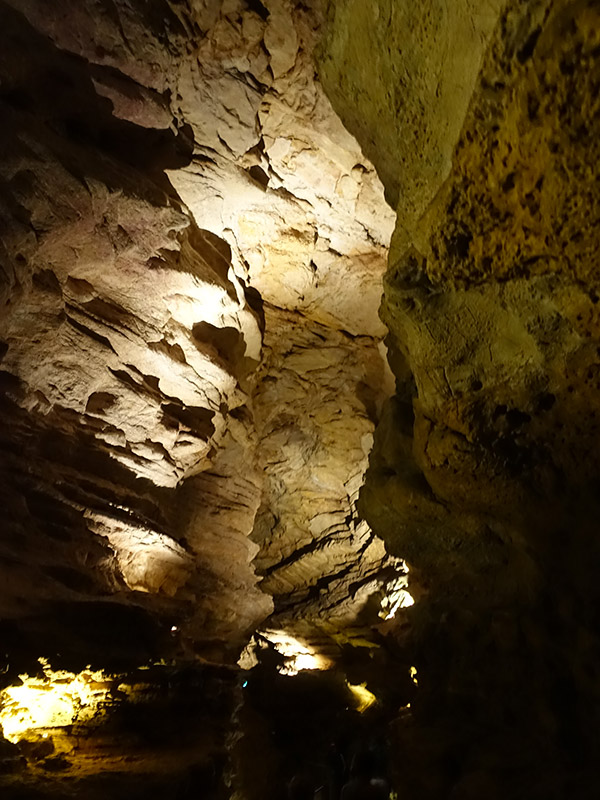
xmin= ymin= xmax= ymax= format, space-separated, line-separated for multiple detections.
xmin=410 ymin=666 xmax=418 ymax=686
xmin=0 ymin=659 xmax=113 ymax=743
xmin=255 ymin=630 xmax=332 ymax=676
xmin=346 ymin=681 xmax=377 ymax=713
xmin=85 ymin=512 xmax=193 ymax=596
xmin=379 ymin=572 xmax=414 ymax=620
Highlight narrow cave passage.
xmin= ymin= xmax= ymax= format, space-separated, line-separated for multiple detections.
xmin=3 ymin=1 xmax=600 ymax=799
xmin=0 ymin=0 xmax=418 ymax=797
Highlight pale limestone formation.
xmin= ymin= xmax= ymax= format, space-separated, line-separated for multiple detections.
xmin=0 ymin=1 xmax=406 ymax=796
xmin=0 ymin=0 xmax=269 ymax=660
xmin=0 ymin=0 xmax=398 ymax=674
xmin=250 ymin=306 xmax=396 ymax=634
xmin=5 ymin=0 xmax=600 ymax=796
xmin=168 ymin=0 xmax=399 ymax=634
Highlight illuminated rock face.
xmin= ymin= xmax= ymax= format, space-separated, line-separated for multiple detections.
xmin=167 ymin=0 xmax=400 ymax=629
xmin=0 ymin=1 xmax=400 ymax=792
xmin=251 ymin=306 xmax=394 ymax=632
xmin=14 ymin=0 xmax=600 ymax=795
xmin=320 ymin=0 xmax=600 ymax=796
xmin=0 ymin=0 xmax=269 ymax=664
xmin=0 ymin=0 xmax=396 ymax=679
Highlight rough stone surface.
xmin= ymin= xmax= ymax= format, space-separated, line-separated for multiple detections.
xmin=0 ymin=0 xmax=272 ymax=669
xmin=14 ymin=0 xmax=600 ymax=796
xmin=0 ymin=0 xmax=397 ymax=664
xmin=166 ymin=0 xmax=399 ymax=633
xmin=250 ymin=306 xmax=396 ymax=634
xmin=0 ymin=2 xmax=399 ymax=793
xmin=318 ymin=0 xmax=507 ymax=227
xmin=321 ymin=0 xmax=600 ymax=796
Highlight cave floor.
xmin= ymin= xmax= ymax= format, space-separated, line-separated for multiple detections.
xmin=0 ymin=635 xmax=413 ymax=800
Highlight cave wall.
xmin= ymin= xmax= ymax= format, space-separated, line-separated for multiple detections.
xmin=318 ymin=0 xmax=507 ymax=222
xmin=319 ymin=0 xmax=600 ymax=797
xmin=0 ymin=0 xmax=400 ymax=675
xmin=166 ymin=0 xmax=401 ymax=636
xmin=0 ymin=0 xmax=272 ymax=667
xmin=11 ymin=0 xmax=600 ymax=794
xmin=0 ymin=0 xmax=403 ymax=793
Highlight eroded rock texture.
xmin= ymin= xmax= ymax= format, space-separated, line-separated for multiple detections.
xmin=0 ymin=0 xmax=398 ymax=790
xmin=251 ymin=307 xmax=394 ymax=641
xmin=0 ymin=0 xmax=397 ymax=664
xmin=320 ymin=0 xmax=600 ymax=797
xmin=0 ymin=0 xmax=270 ymax=668
xmin=168 ymin=0 xmax=400 ymax=636
xmin=0 ymin=0 xmax=402 ymax=792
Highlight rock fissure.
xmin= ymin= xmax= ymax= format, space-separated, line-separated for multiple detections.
xmin=2 ymin=0 xmax=599 ymax=797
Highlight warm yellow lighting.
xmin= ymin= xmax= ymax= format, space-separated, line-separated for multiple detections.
xmin=237 ymin=637 xmax=259 ymax=671
xmin=346 ymin=681 xmax=377 ymax=713
xmin=268 ymin=631 xmax=330 ymax=676
xmin=84 ymin=512 xmax=193 ymax=596
xmin=243 ymin=630 xmax=332 ymax=676
xmin=410 ymin=666 xmax=418 ymax=686
xmin=379 ymin=572 xmax=414 ymax=620
xmin=0 ymin=659 xmax=113 ymax=743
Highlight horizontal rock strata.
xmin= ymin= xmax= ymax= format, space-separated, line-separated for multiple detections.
xmin=0 ymin=0 xmax=398 ymax=682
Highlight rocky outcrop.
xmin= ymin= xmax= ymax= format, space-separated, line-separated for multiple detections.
xmin=318 ymin=0 xmax=506 ymax=223
xmin=250 ymin=306 xmax=396 ymax=636
xmin=320 ymin=0 xmax=600 ymax=797
xmin=0 ymin=0 xmax=399 ymax=676
xmin=0 ymin=6 xmax=413 ymax=768
xmin=0 ymin=0 xmax=403 ymax=794
xmin=0 ymin=0 xmax=271 ymax=668
xmin=168 ymin=0 xmax=401 ymax=636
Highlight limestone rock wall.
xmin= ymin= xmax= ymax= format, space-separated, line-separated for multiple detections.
xmin=0 ymin=0 xmax=268 ymax=665
xmin=0 ymin=1 xmax=404 ymax=792
xmin=167 ymin=0 xmax=400 ymax=636
xmin=319 ymin=0 xmax=600 ymax=797
xmin=251 ymin=306 xmax=394 ymax=635
xmin=318 ymin=0 xmax=507 ymax=227
xmin=0 ymin=0 xmax=398 ymax=674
